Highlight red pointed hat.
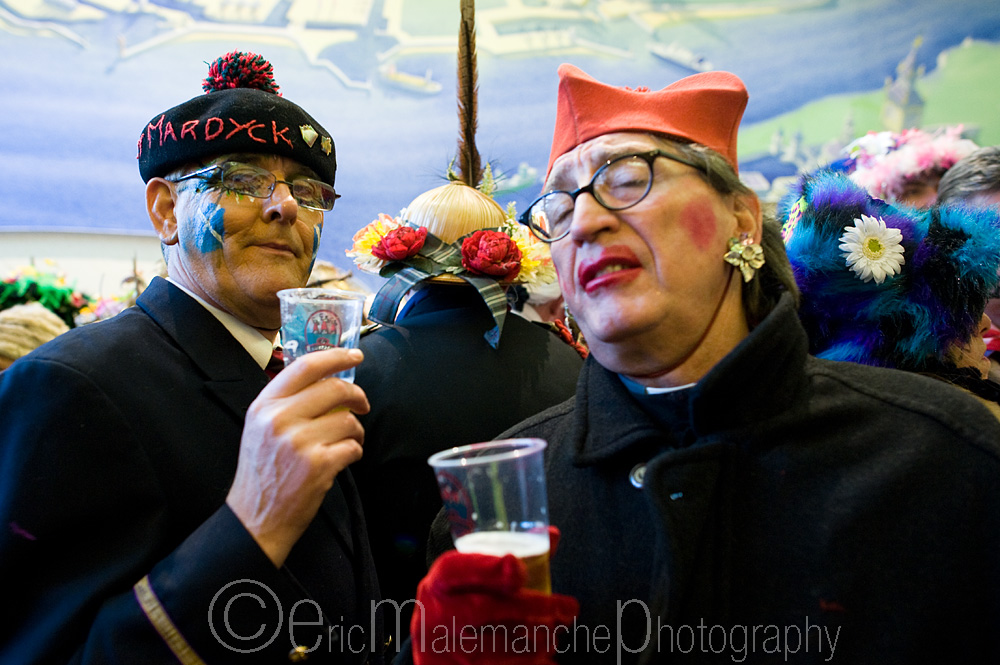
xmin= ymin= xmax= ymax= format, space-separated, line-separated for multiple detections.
xmin=546 ymin=64 xmax=748 ymax=177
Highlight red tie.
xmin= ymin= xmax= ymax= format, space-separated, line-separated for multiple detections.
xmin=265 ymin=347 xmax=285 ymax=379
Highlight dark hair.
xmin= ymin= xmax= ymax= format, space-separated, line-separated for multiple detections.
xmin=660 ymin=138 xmax=800 ymax=327
xmin=936 ymin=146 xmax=1000 ymax=205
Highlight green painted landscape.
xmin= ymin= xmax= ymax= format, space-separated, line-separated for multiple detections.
xmin=740 ymin=38 xmax=1000 ymax=159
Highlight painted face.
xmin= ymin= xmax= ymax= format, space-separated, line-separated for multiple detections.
xmin=168 ymin=155 xmax=324 ymax=330
xmin=547 ymin=132 xmax=756 ymax=383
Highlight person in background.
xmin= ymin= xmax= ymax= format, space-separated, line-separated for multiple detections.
xmin=510 ymin=280 xmax=564 ymax=324
xmin=307 ymin=258 xmax=376 ymax=325
xmin=935 ymin=145 xmax=1000 ymax=382
xmin=779 ymin=168 xmax=1000 ymax=418
xmin=308 ymin=258 xmax=375 ymax=298
xmin=346 ymin=3 xmax=583 ymax=648
xmin=0 ymin=266 xmax=91 ymax=329
xmin=833 ymin=125 xmax=979 ymax=208
xmin=406 ymin=64 xmax=1000 ymax=665
xmin=936 ymin=145 xmax=1000 ymax=209
xmin=0 ymin=51 xmax=385 ymax=663
xmin=346 ymin=175 xmax=584 ymax=649
xmin=510 ymin=280 xmax=588 ymax=357
xmin=0 ymin=302 xmax=69 ymax=370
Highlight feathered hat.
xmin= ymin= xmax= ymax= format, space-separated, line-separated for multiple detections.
xmin=778 ymin=169 xmax=1000 ymax=371
xmin=832 ymin=126 xmax=979 ymax=203
xmin=346 ymin=0 xmax=555 ymax=348
xmin=137 ymin=51 xmax=337 ymax=186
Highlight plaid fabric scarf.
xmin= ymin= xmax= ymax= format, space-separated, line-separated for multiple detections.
xmin=367 ymin=233 xmax=509 ymax=349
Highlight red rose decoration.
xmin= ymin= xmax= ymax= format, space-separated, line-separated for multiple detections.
xmin=371 ymin=226 xmax=428 ymax=261
xmin=461 ymin=230 xmax=522 ymax=281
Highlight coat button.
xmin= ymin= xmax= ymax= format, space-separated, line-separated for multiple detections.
xmin=288 ymin=646 xmax=309 ymax=662
xmin=629 ymin=463 xmax=646 ymax=488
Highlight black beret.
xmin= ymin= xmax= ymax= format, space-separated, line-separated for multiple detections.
xmin=136 ymin=52 xmax=337 ymax=186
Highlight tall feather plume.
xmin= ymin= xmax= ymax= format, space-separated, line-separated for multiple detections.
xmin=455 ymin=0 xmax=481 ymax=187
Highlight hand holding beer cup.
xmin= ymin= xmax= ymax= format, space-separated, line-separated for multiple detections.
xmin=427 ymin=438 xmax=552 ymax=593
xmin=417 ymin=439 xmax=577 ymax=664
xmin=411 ymin=542 xmax=578 ymax=665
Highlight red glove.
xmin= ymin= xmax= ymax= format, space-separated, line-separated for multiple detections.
xmin=411 ymin=529 xmax=579 ymax=664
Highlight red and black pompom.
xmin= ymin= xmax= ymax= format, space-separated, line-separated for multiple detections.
xmin=202 ymin=51 xmax=280 ymax=94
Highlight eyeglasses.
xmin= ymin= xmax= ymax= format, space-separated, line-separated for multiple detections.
xmin=169 ymin=161 xmax=341 ymax=212
xmin=517 ymin=150 xmax=705 ymax=243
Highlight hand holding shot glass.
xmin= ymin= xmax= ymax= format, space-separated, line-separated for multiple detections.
xmin=428 ymin=438 xmax=552 ymax=593
xmin=277 ymin=288 xmax=365 ymax=382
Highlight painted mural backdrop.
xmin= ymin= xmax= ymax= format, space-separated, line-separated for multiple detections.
xmin=2 ymin=0 xmax=1000 ymax=286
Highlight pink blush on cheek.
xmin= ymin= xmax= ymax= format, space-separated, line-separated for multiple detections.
xmin=679 ymin=199 xmax=718 ymax=251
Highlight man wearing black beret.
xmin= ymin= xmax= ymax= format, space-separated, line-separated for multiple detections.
xmin=0 ymin=51 xmax=386 ymax=663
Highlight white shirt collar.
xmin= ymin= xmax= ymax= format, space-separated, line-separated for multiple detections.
xmin=167 ymin=278 xmax=276 ymax=370
xmin=619 ymin=373 xmax=696 ymax=395
xmin=641 ymin=383 xmax=696 ymax=395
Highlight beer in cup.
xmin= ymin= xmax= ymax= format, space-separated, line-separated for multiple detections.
xmin=428 ymin=438 xmax=551 ymax=593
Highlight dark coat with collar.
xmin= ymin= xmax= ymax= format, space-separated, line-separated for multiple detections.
xmin=0 ymin=277 xmax=384 ymax=664
xmin=426 ymin=294 xmax=1000 ymax=664
xmin=352 ymin=284 xmax=583 ymax=648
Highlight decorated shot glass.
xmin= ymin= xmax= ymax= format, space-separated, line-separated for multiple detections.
xmin=276 ymin=288 xmax=365 ymax=382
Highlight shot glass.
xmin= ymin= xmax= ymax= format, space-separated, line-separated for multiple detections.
xmin=276 ymin=288 xmax=365 ymax=382
xmin=428 ymin=438 xmax=551 ymax=593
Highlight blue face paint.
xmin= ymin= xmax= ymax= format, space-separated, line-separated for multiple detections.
xmin=307 ymin=222 xmax=323 ymax=275
xmin=192 ymin=199 xmax=226 ymax=253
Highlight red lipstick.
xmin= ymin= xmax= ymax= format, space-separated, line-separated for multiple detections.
xmin=578 ymin=245 xmax=642 ymax=294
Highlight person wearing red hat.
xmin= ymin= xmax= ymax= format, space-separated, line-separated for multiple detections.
xmin=405 ymin=64 xmax=1000 ymax=664
xmin=0 ymin=52 xmax=387 ymax=663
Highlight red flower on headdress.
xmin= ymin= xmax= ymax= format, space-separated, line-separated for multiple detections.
xmin=461 ymin=230 xmax=522 ymax=281
xmin=371 ymin=226 xmax=428 ymax=261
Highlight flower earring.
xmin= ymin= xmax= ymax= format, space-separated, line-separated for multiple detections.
xmin=723 ymin=233 xmax=765 ymax=282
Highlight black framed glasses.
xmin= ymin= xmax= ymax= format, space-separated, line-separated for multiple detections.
xmin=517 ymin=149 xmax=705 ymax=242
xmin=169 ymin=161 xmax=341 ymax=212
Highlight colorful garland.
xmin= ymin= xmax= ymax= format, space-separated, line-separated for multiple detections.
xmin=347 ymin=211 xmax=555 ymax=290
xmin=0 ymin=266 xmax=92 ymax=329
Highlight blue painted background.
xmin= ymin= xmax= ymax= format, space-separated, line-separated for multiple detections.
xmin=2 ymin=0 xmax=998 ymax=288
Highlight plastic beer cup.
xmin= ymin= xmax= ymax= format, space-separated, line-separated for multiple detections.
xmin=428 ymin=438 xmax=551 ymax=593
